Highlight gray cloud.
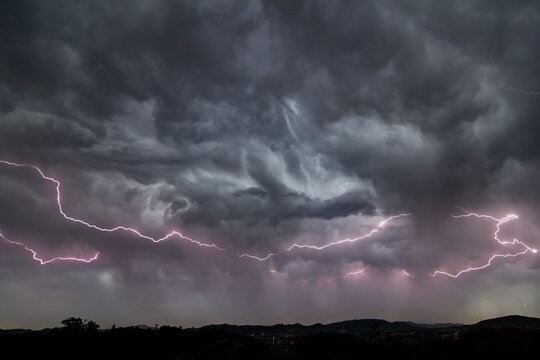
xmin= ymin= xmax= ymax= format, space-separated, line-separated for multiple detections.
xmin=1 ymin=0 xmax=539 ymax=328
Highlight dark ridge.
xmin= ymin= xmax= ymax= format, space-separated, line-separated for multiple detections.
xmin=201 ymin=318 xmax=464 ymax=335
xmin=473 ymin=315 xmax=540 ymax=328
xmin=5 ymin=315 xmax=540 ymax=334
xmin=2 ymin=316 xmax=540 ymax=359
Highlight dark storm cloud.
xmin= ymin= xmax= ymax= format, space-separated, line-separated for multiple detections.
xmin=1 ymin=0 xmax=540 ymax=328
xmin=0 ymin=108 xmax=96 ymax=149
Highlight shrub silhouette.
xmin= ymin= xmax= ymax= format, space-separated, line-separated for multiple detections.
xmin=60 ymin=317 xmax=100 ymax=334
xmin=61 ymin=317 xmax=85 ymax=333
xmin=86 ymin=320 xmax=100 ymax=333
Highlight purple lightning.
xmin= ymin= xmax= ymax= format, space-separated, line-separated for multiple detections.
xmin=343 ymin=267 xmax=369 ymax=278
xmin=326 ymin=266 xmax=369 ymax=282
xmin=430 ymin=211 xmax=538 ymax=278
xmin=1 ymin=159 xmax=411 ymax=267
xmin=237 ymin=213 xmax=411 ymax=261
xmin=0 ymin=159 xmax=224 ymax=264
xmin=3 ymin=159 xmax=535 ymax=279
xmin=401 ymin=269 xmax=414 ymax=278
xmin=0 ymin=232 xmax=99 ymax=265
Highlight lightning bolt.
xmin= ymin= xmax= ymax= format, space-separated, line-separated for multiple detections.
xmin=3 ymin=159 xmax=534 ymax=279
xmin=401 ymin=269 xmax=414 ymax=278
xmin=237 ymin=213 xmax=411 ymax=261
xmin=483 ymin=75 xmax=540 ymax=100
xmin=0 ymin=160 xmax=224 ymax=264
xmin=1 ymin=159 xmax=411 ymax=267
xmin=430 ymin=211 xmax=538 ymax=278
xmin=343 ymin=267 xmax=369 ymax=278
xmin=499 ymin=84 xmax=540 ymax=99
xmin=326 ymin=266 xmax=369 ymax=282
xmin=0 ymin=232 xmax=99 ymax=264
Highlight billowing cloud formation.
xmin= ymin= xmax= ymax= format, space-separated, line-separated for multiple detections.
xmin=1 ymin=0 xmax=539 ymax=329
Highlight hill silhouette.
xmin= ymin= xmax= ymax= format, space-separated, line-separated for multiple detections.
xmin=473 ymin=315 xmax=540 ymax=328
xmin=201 ymin=318 xmax=462 ymax=335
xmin=1 ymin=315 xmax=539 ymax=359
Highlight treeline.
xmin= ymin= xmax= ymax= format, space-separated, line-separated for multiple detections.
xmin=1 ymin=318 xmax=540 ymax=359
xmin=0 ymin=318 xmax=265 ymax=359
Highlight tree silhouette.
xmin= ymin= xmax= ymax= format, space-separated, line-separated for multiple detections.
xmin=61 ymin=317 xmax=85 ymax=333
xmin=61 ymin=317 xmax=100 ymax=334
xmin=86 ymin=320 xmax=100 ymax=333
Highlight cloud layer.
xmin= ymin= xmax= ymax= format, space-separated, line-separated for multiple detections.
xmin=1 ymin=0 xmax=539 ymax=328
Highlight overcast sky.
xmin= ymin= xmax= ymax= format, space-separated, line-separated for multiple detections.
xmin=1 ymin=0 xmax=540 ymax=329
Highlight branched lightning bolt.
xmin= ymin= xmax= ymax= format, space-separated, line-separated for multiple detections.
xmin=0 ymin=232 xmax=99 ymax=264
xmin=1 ymin=159 xmax=411 ymax=267
xmin=430 ymin=212 xmax=538 ymax=278
xmin=4 ymin=159 xmax=534 ymax=279
xmin=0 ymin=160 xmax=224 ymax=264
xmin=237 ymin=213 xmax=411 ymax=261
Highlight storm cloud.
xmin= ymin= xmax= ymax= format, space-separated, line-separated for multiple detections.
xmin=1 ymin=0 xmax=539 ymax=329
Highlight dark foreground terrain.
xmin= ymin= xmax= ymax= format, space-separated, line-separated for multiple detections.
xmin=1 ymin=315 xmax=540 ymax=359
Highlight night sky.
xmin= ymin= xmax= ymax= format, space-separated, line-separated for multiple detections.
xmin=1 ymin=0 xmax=540 ymax=329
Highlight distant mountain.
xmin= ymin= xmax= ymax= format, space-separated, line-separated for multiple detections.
xmin=201 ymin=318 xmax=463 ymax=335
xmin=0 ymin=329 xmax=33 ymax=335
xmin=0 ymin=328 xmax=60 ymax=335
xmin=135 ymin=324 xmax=152 ymax=330
xmin=3 ymin=315 xmax=539 ymax=335
xmin=473 ymin=315 xmax=540 ymax=328
xmin=201 ymin=315 xmax=540 ymax=335
xmin=398 ymin=321 xmax=463 ymax=329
